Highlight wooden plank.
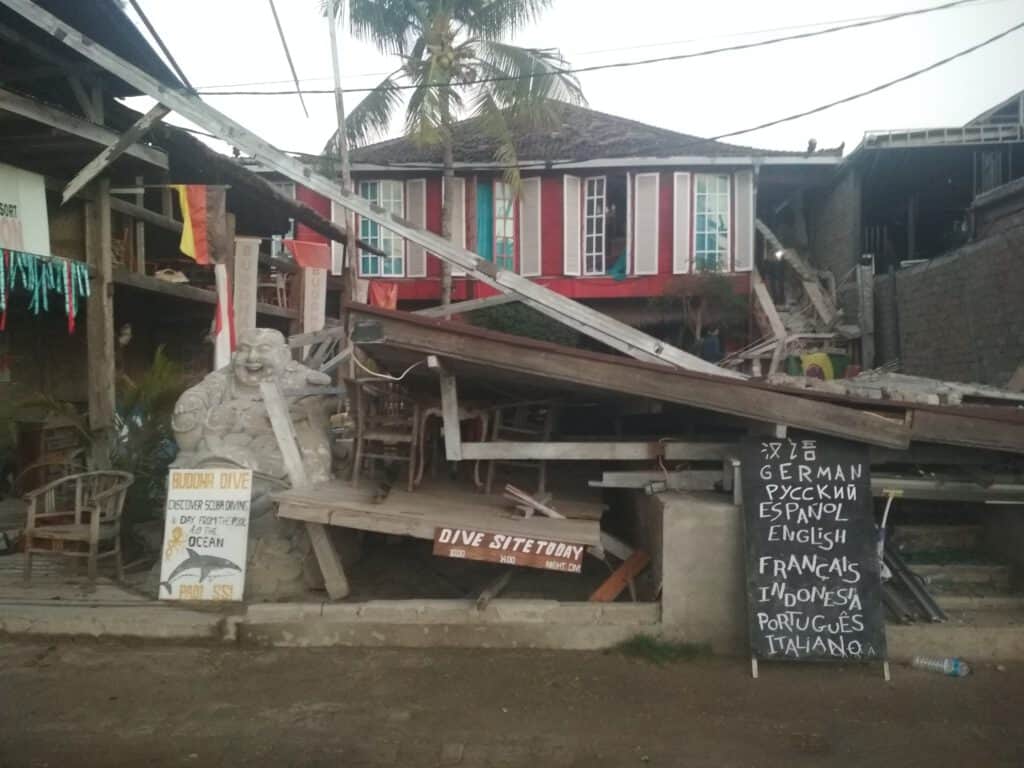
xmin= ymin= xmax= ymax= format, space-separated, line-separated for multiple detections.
xmin=463 ymin=442 xmax=730 ymax=461
xmin=428 ymin=356 xmax=463 ymax=461
xmin=109 ymin=196 xmax=182 ymax=232
xmin=112 ymin=269 xmax=296 ymax=319
xmin=910 ymin=410 xmax=1024 ymax=455
xmin=0 ymin=86 xmax=167 ymax=169
xmin=415 ymin=294 xmax=517 ymax=318
xmin=259 ymin=381 xmax=349 ymax=600
xmin=233 ymin=237 xmax=260 ymax=334
xmin=274 ymin=481 xmax=601 ymax=546
xmin=288 ymin=325 xmax=347 ymax=348
xmin=589 ymin=551 xmax=650 ymax=603
xmin=589 ymin=470 xmax=722 ymax=490
xmin=475 ymin=570 xmax=514 ymax=610
xmin=84 ymin=178 xmax=115 ymax=465
xmin=62 ymin=103 xmax=171 ymax=204
xmin=319 ymin=345 xmax=352 ymax=374
xmin=2 ymin=0 xmax=740 ymax=379
xmin=352 ymin=308 xmax=910 ymax=449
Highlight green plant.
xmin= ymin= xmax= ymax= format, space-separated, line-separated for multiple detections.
xmin=322 ymin=0 xmax=584 ymax=304
xmin=468 ymin=302 xmax=579 ymax=347
xmin=649 ymin=273 xmax=750 ymax=349
xmin=112 ymin=346 xmax=187 ymax=527
xmin=613 ymin=634 xmax=711 ymax=666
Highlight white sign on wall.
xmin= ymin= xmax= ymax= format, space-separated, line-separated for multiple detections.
xmin=159 ymin=468 xmax=252 ymax=601
xmin=0 ymin=162 xmax=50 ymax=255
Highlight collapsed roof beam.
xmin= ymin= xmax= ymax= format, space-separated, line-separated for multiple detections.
xmin=62 ymin=103 xmax=170 ymax=203
xmin=1 ymin=0 xmax=741 ymax=379
xmin=0 ymin=86 xmax=168 ymax=169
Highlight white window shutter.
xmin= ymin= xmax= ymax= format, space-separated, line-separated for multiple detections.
xmin=563 ymin=174 xmax=581 ymax=275
xmin=625 ymin=171 xmax=632 ymax=275
xmin=633 ymin=173 xmax=659 ymax=275
xmin=672 ymin=172 xmax=691 ymax=274
xmin=734 ymin=170 xmax=755 ymax=272
xmin=446 ymin=176 xmax=466 ymax=276
xmin=519 ymin=177 xmax=542 ymax=276
xmin=405 ymin=179 xmax=428 ymax=277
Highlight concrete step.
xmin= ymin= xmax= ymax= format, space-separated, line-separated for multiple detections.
xmin=891 ymin=524 xmax=984 ymax=555
xmin=911 ymin=563 xmax=1011 ymax=594
xmin=887 ymin=607 xmax=1024 ymax=662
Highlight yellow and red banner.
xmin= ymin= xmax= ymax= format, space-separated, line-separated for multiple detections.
xmin=174 ymin=185 xmax=228 ymax=265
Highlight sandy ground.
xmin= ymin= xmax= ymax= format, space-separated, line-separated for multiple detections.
xmin=1 ymin=639 xmax=1022 ymax=768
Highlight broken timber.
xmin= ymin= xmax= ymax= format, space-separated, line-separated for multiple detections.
xmin=3 ymin=0 xmax=739 ymax=379
xmin=259 ymin=382 xmax=350 ymax=600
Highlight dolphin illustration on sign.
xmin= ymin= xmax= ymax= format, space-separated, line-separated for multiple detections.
xmin=160 ymin=548 xmax=242 ymax=595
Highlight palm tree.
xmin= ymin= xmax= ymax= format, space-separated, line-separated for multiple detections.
xmin=322 ymin=0 xmax=584 ymax=305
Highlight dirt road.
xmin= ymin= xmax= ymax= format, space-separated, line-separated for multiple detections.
xmin=1 ymin=639 xmax=1021 ymax=767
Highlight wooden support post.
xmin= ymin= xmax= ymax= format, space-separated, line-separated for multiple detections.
xmin=233 ymin=237 xmax=260 ymax=334
xmin=428 ymin=355 xmax=462 ymax=461
xmin=84 ymin=177 xmax=115 ymax=467
xmin=858 ymin=261 xmax=875 ymax=369
xmin=133 ymin=175 xmax=145 ymax=274
xmin=260 ymin=381 xmax=349 ymax=600
xmin=300 ymin=266 xmax=327 ymax=355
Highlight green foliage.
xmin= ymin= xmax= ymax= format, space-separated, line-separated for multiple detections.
xmin=613 ymin=634 xmax=711 ymax=666
xmin=321 ymin=0 xmax=584 ymax=189
xmin=467 ymin=303 xmax=579 ymax=347
xmin=112 ymin=346 xmax=187 ymax=526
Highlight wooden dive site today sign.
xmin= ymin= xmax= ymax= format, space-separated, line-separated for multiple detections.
xmin=432 ymin=527 xmax=584 ymax=573
xmin=741 ymin=433 xmax=886 ymax=663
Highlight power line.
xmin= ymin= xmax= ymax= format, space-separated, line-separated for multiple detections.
xmin=191 ymin=0 xmax=997 ymax=91
xmin=194 ymin=0 xmax=980 ymax=96
xmin=266 ymin=0 xmax=308 ymax=117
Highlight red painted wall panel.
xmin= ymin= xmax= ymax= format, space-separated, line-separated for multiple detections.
xmin=540 ymin=174 xmax=563 ymax=277
xmin=295 ymin=185 xmax=330 ymax=244
xmin=425 ymin=176 xmax=443 ymax=277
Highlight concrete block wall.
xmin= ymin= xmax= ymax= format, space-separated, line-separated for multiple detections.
xmin=872 ymin=220 xmax=1024 ymax=385
xmin=808 ymin=169 xmax=862 ymax=323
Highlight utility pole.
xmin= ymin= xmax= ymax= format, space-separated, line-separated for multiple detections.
xmin=328 ymin=0 xmax=355 ymax=308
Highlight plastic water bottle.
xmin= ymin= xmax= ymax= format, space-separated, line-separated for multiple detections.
xmin=911 ymin=656 xmax=971 ymax=677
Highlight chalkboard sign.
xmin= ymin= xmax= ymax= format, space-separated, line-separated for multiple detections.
xmin=742 ymin=432 xmax=885 ymax=662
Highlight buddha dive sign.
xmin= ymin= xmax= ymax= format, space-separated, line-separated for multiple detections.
xmin=159 ymin=468 xmax=252 ymax=601
xmin=741 ymin=433 xmax=885 ymax=662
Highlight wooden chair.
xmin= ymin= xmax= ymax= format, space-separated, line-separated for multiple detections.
xmin=485 ymin=402 xmax=558 ymax=495
xmin=23 ymin=471 xmax=133 ymax=583
xmin=351 ymin=381 xmax=420 ymax=492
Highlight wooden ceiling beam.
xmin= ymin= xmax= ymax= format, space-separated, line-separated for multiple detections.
xmin=0 ymin=86 xmax=167 ymax=169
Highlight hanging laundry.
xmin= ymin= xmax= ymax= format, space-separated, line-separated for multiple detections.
xmin=368 ymin=281 xmax=398 ymax=310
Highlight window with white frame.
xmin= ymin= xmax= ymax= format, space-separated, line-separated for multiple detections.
xmin=584 ymin=176 xmax=606 ymax=274
xmin=693 ymin=174 xmax=730 ymax=272
xmin=493 ymin=181 xmax=515 ymax=271
xmin=358 ymin=179 xmax=404 ymax=276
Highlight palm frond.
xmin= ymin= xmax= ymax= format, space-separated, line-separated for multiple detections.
xmin=473 ymin=41 xmax=584 ymax=115
xmin=325 ymin=71 xmax=404 ymax=153
xmin=347 ymin=0 xmax=423 ymax=55
xmin=454 ymin=0 xmax=553 ymax=40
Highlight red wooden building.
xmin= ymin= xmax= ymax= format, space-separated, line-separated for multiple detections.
xmin=297 ymin=103 xmax=841 ymax=329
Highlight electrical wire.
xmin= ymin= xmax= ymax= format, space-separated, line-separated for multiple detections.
xmin=194 ymin=0 xmax=981 ymax=96
xmin=266 ymin=0 xmax=309 ymax=117
xmin=351 ymin=355 xmax=424 ymax=382
xmin=192 ymin=0 xmax=1001 ymax=91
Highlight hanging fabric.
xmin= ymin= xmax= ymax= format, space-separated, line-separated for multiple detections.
xmin=173 ymin=185 xmax=228 ymax=265
xmin=0 ymin=249 xmax=90 ymax=334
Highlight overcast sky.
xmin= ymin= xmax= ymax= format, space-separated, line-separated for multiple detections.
xmin=123 ymin=0 xmax=1024 ymax=159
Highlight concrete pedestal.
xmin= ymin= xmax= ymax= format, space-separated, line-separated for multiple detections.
xmin=636 ymin=491 xmax=747 ymax=654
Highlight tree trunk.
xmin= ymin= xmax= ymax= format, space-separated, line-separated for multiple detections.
xmin=439 ymin=90 xmax=454 ymax=310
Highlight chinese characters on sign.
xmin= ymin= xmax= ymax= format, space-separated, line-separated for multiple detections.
xmin=742 ymin=434 xmax=886 ymax=662
xmin=159 ymin=468 xmax=252 ymax=601
xmin=432 ymin=527 xmax=584 ymax=573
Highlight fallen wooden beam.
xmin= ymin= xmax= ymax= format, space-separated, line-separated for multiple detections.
xmin=415 ymin=294 xmax=518 ymax=318
xmin=0 ymin=86 xmax=167 ymax=169
xmin=260 ymin=381 xmax=349 ymax=600
xmin=463 ymin=442 xmax=733 ymax=461
xmin=588 ymin=470 xmax=723 ymax=491
xmin=3 ymin=0 xmax=739 ymax=379
xmin=590 ymin=551 xmax=650 ymax=602
xmin=475 ymin=570 xmax=514 ymax=610
xmin=428 ymin=356 xmax=463 ymax=461
xmin=63 ymin=103 xmax=171 ymax=203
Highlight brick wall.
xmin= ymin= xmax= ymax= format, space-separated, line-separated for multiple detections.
xmin=872 ymin=219 xmax=1024 ymax=385
xmin=808 ymin=169 xmax=862 ymax=322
